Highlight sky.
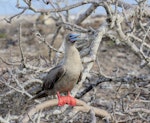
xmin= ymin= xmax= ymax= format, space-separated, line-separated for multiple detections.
xmin=0 ymin=0 xmax=149 ymax=16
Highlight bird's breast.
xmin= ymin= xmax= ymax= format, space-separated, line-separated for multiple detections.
xmin=54 ymin=66 xmax=81 ymax=93
xmin=53 ymin=46 xmax=82 ymax=93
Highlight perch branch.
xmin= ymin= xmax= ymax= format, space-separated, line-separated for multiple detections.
xmin=21 ymin=98 xmax=111 ymax=123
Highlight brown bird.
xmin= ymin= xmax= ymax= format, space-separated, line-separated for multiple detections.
xmin=33 ymin=33 xmax=82 ymax=105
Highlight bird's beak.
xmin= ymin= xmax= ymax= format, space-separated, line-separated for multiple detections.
xmin=70 ymin=34 xmax=80 ymax=43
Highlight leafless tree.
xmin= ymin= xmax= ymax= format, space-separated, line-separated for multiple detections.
xmin=0 ymin=0 xmax=150 ymax=123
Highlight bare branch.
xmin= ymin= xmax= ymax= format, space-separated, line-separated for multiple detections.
xmin=127 ymin=108 xmax=150 ymax=114
xmin=21 ymin=98 xmax=111 ymax=123
xmin=75 ymin=3 xmax=98 ymax=25
xmin=18 ymin=23 xmax=26 ymax=68
xmin=4 ymin=9 xmax=27 ymax=23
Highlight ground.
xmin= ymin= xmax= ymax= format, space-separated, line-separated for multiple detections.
xmin=0 ymin=15 xmax=149 ymax=123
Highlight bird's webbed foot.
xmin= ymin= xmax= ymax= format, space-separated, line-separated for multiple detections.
xmin=57 ymin=92 xmax=76 ymax=106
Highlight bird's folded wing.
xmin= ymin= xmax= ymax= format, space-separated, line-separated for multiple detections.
xmin=31 ymin=65 xmax=66 ymax=99
xmin=43 ymin=65 xmax=66 ymax=90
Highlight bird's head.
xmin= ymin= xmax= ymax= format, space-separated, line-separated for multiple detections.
xmin=66 ymin=33 xmax=80 ymax=44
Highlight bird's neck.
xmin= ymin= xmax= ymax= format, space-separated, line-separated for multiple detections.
xmin=64 ymin=45 xmax=81 ymax=65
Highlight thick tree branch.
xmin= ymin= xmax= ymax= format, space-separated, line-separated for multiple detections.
xmin=21 ymin=98 xmax=111 ymax=123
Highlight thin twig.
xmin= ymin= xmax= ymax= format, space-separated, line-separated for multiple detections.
xmin=18 ymin=23 xmax=26 ymax=68
xmin=4 ymin=9 xmax=27 ymax=23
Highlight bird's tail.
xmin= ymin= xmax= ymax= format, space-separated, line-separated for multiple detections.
xmin=31 ymin=90 xmax=48 ymax=100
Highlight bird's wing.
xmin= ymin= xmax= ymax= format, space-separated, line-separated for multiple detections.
xmin=31 ymin=65 xmax=66 ymax=99
xmin=43 ymin=65 xmax=66 ymax=90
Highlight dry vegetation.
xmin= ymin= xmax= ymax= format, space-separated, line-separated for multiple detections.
xmin=0 ymin=0 xmax=150 ymax=123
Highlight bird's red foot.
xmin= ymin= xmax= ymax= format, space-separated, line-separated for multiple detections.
xmin=57 ymin=92 xmax=76 ymax=106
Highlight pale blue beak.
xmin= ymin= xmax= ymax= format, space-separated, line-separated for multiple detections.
xmin=69 ymin=34 xmax=80 ymax=43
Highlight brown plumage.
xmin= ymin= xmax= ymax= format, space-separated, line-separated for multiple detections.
xmin=33 ymin=33 xmax=82 ymax=99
